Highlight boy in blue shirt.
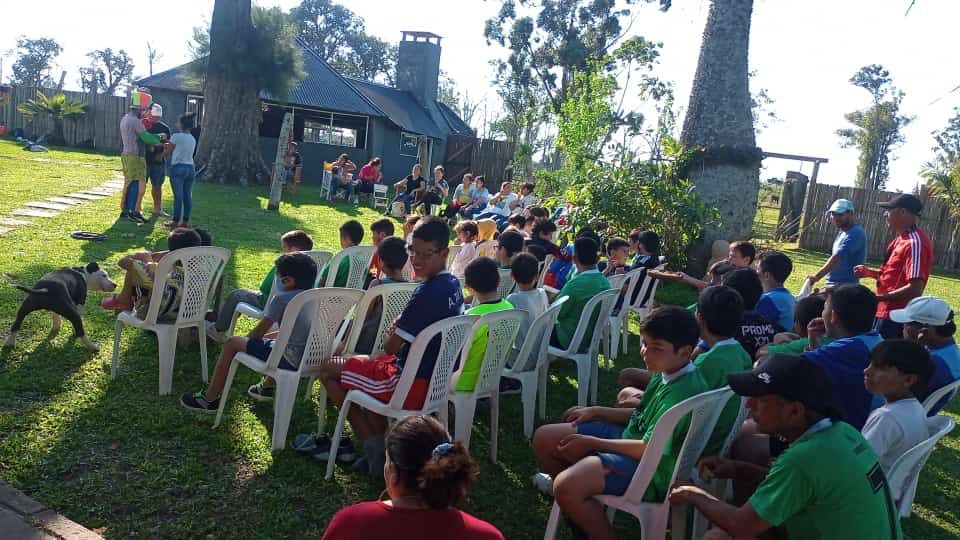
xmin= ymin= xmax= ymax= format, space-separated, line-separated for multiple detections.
xmin=755 ymin=251 xmax=796 ymax=332
xmin=893 ymin=296 xmax=960 ymax=415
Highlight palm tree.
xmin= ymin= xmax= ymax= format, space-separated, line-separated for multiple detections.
xmin=679 ymin=0 xmax=759 ymax=274
xmin=17 ymin=92 xmax=88 ymax=146
xmin=923 ymin=158 xmax=960 ymax=267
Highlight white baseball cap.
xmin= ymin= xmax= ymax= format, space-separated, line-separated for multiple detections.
xmin=890 ymin=296 xmax=953 ymax=325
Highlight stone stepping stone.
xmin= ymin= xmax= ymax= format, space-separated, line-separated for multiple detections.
xmin=46 ymin=197 xmax=84 ymax=206
xmin=103 ymin=181 xmax=125 ymax=187
xmin=0 ymin=227 xmax=11 ymax=236
xmin=26 ymin=201 xmax=72 ymax=211
xmin=0 ymin=217 xmax=30 ymax=226
xmin=85 ymin=188 xmax=117 ymax=195
xmin=11 ymin=208 xmax=59 ymax=218
xmin=66 ymin=193 xmax=107 ymax=200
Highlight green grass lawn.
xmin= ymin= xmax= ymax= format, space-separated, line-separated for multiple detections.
xmin=0 ymin=139 xmax=958 ymax=538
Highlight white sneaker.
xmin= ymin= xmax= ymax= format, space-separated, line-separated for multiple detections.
xmin=153 ymin=209 xmax=170 ymax=217
xmin=531 ymin=472 xmax=554 ymax=497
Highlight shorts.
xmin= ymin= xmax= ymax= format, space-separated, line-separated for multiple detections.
xmin=147 ymin=161 xmax=166 ymax=187
xmin=246 ymin=338 xmax=297 ymax=370
xmin=340 ymin=353 xmax=429 ymax=409
xmin=121 ymin=153 xmax=146 ymax=181
xmin=576 ymin=421 xmax=639 ymax=496
xmin=874 ymin=317 xmax=903 ymax=339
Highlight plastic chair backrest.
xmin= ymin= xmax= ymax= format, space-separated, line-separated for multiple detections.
xmin=563 ymin=289 xmax=619 ymax=356
xmin=323 ymin=161 xmax=333 ymax=172
xmin=886 ymin=414 xmax=955 ymax=516
xmin=512 ymin=297 xmax=568 ymax=373
xmin=606 ymin=273 xmax=627 ymax=291
xmin=537 ymin=254 xmax=555 ymax=288
xmin=341 ymin=282 xmax=418 ymax=355
xmin=141 ymin=246 xmax=230 ymax=325
xmin=718 ymin=395 xmax=748 ymax=458
xmin=922 ymin=379 xmax=960 ymax=413
xmin=324 ymin=245 xmax=376 ymax=289
xmin=264 ymin=288 xmax=364 ymax=373
xmin=617 ymin=387 xmax=733 ymax=506
xmin=459 ymin=309 xmax=525 ymax=396
xmin=497 ymin=268 xmax=516 ymax=298
xmin=618 ymin=268 xmax=647 ymax=310
xmin=446 ymin=245 xmax=463 ymax=270
xmin=300 ymin=250 xmax=333 ymax=286
xmin=389 ymin=315 xmax=478 ymax=411
xmin=373 ymin=183 xmax=389 ymax=195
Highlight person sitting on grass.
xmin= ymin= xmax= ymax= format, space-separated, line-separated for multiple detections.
xmin=368 ymin=218 xmax=395 ymax=281
xmin=206 ymin=230 xmax=313 ymax=342
xmin=101 ymin=228 xmax=202 ymax=316
xmin=320 ymin=220 xmax=363 ymax=287
xmin=495 ymin=230 xmax=524 ymax=269
xmin=321 ymin=415 xmax=504 ymax=540
xmin=754 ymin=250 xmax=796 ymax=332
xmin=451 ymin=220 xmax=479 ymax=279
xmin=601 ymin=237 xmax=630 ymax=277
xmin=179 ymin=252 xmax=318 ymax=410
xmin=453 ymin=257 xmax=515 ymax=393
xmin=862 ymin=339 xmax=934 ymax=473
xmin=669 ymin=355 xmax=903 ymax=540
xmin=551 ymin=237 xmax=611 ymax=351
xmin=531 ymin=307 xmax=708 ymax=540
xmin=314 ymin=217 xmax=464 ymax=477
xmin=757 ymin=294 xmax=828 ymax=358
xmin=893 ymin=295 xmax=960 ymax=415
xmin=677 ymin=240 xmax=756 ymax=291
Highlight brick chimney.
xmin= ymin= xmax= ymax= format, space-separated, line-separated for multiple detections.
xmin=396 ymin=31 xmax=442 ymax=107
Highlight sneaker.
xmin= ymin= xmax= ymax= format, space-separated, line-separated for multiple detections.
xmin=118 ymin=210 xmax=130 ymax=220
xmin=180 ymin=391 xmax=219 ymax=413
xmin=499 ymin=378 xmax=523 ymax=395
xmin=311 ymin=437 xmax=357 ymax=463
xmin=100 ymin=296 xmax=133 ymax=311
xmin=247 ymin=382 xmax=275 ymax=402
xmin=153 ymin=209 xmax=170 ymax=217
xmin=205 ymin=321 xmax=226 ymax=343
xmin=531 ymin=472 xmax=554 ymax=497
xmin=130 ymin=212 xmax=147 ymax=223
xmin=293 ymin=432 xmax=329 ymax=453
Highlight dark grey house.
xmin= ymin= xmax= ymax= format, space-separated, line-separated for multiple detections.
xmin=137 ymin=31 xmax=473 ymax=183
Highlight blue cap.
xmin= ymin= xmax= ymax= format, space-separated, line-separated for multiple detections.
xmin=827 ymin=199 xmax=855 ymax=215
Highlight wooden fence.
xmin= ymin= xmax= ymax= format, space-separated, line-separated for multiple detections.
xmin=2 ymin=85 xmax=127 ymax=151
xmin=443 ymin=135 xmax=515 ymax=187
xmin=798 ymin=183 xmax=960 ymax=271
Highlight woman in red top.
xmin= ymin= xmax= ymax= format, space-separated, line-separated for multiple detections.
xmin=356 ymin=157 xmax=383 ymax=198
xmin=322 ymin=415 xmax=504 ymax=540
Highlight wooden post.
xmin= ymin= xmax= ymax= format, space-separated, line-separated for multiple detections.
xmin=267 ymin=111 xmax=293 ymax=212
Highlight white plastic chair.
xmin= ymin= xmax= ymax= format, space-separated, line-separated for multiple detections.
xmin=922 ymin=379 xmax=960 ymax=413
xmin=373 ymin=183 xmax=389 ymax=211
xmin=546 ymin=289 xmax=619 ymax=406
xmin=324 ymin=245 xmax=375 ymax=289
xmin=111 ymin=247 xmax=230 ymax=395
xmin=501 ymin=298 xmax=567 ymax=439
xmin=603 ymin=268 xmax=646 ymax=360
xmin=543 ymin=387 xmax=733 ymax=540
xmin=497 ymin=268 xmax=516 ymax=299
xmin=446 ymin=244 xmax=463 ymax=270
xmin=887 ymin=414 xmax=955 ymax=517
xmin=304 ymin=250 xmax=334 ymax=286
xmin=618 ymin=265 xmax=665 ymax=358
xmin=313 ymin=282 xmax=419 ymax=432
xmin=440 ymin=309 xmax=525 ymax=461
xmin=537 ymin=254 xmax=555 ymax=288
xmin=324 ymin=314 xmax=478 ymax=479
xmin=213 ymin=288 xmax=363 ymax=451
xmin=320 ymin=169 xmax=333 ymax=200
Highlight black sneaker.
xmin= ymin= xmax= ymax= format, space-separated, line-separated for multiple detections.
xmin=118 ymin=210 xmax=130 ymax=220
xmin=131 ymin=212 xmax=148 ymax=223
xmin=247 ymin=382 xmax=275 ymax=402
xmin=180 ymin=391 xmax=219 ymax=413
xmin=499 ymin=378 xmax=523 ymax=395
xmin=311 ymin=437 xmax=357 ymax=463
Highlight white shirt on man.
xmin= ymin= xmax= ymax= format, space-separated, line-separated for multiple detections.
xmin=861 ymin=397 xmax=928 ymax=472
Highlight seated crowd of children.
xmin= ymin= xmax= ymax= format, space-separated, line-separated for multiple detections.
xmin=95 ymin=178 xmax=959 ymax=539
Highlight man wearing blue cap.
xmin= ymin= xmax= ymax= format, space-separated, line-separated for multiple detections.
xmin=807 ymin=198 xmax=866 ymax=287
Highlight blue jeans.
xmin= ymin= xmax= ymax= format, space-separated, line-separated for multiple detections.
xmin=169 ymin=164 xmax=196 ymax=222
xmin=462 ymin=202 xmax=488 ymax=218
xmin=123 ymin=180 xmax=140 ymax=213
xmin=393 ymin=192 xmax=415 ymax=213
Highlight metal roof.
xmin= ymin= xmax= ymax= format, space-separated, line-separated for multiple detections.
xmin=345 ymin=77 xmax=446 ymax=138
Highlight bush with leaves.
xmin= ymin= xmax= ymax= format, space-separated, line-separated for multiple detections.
xmin=17 ymin=92 xmax=87 ymax=146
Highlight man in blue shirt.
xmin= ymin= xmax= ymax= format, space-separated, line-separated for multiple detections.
xmin=808 ymin=199 xmax=867 ymax=287
xmin=755 ymin=251 xmax=796 ymax=332
xmin=804 ymin=284 xmax=883 ymax=429
xmin=892 ymin=296 xmax=960 ymax=415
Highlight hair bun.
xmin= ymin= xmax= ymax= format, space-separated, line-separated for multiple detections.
xmin=431 ymin=442 xmax=454 ymax=458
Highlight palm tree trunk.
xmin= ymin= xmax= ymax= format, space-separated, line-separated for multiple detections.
xmin=194 ymin=0 xmax=268 ymax=185
xmin=680 ymin=0 xmax=759 ymax=274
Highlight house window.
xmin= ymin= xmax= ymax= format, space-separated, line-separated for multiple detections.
xmin=303 ymin=121 xmax=358 ymax=147
xmin=400 ymin=132 xmax=420 ymax=157
xmin=186 ymin=95 xmax=204 ymax=123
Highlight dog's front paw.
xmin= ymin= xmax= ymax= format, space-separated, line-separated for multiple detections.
xmin=79 ymin=336 xmax=100 ymax=352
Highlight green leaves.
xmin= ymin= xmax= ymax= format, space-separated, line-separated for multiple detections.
xmin=17 ymin=92 xmax=87 ymax=120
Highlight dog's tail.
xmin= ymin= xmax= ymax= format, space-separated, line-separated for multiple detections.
xmin=14 ymin=285 xmax=49 ymax=295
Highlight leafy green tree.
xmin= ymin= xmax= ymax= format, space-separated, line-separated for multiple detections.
xmin=17 ymin=92 xmax=87 ymax=145
xmin=79 ymin=49 xmax=135 ymax=95
xmin=932 ymin=106 xmax=960 ymax=163
xmin=11 ymin=37 xmax=62 ymax=88
xmin=836 ymin=64 xmax=911 ymax=190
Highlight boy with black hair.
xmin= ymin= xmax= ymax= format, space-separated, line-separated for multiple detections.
xmin=320 ymin=220 xmax=364 ymax=287
xmin=755 ymin=251 xmax=796 ymax=331
xmin=369 ymin=237 xmax=408 ymax=287
xmin=507 ymin=253 xmax=549 ymax=353
xmin=496 ymin=230 xmax=525 ymax=268
xmin=318 ymin=216 xmax=463 ymax=476
xmin=758 ymin=294 xmax=829 ymax=358
xmin=505 ymin=213 xmax=528 ymax=237
xmin=722 ymin=268 xmax=782 ymax=358
xmin=551 ymin=237 xmax=611 ymax=351
xmin=862 ymin=339 xmax=934 ymax=472
xmin=181 ymin=253 xmax=319 ymax=410
xmin=368 ymin=218 xmax=395 ymax=278
xmin=602 ymin=237 xmax=630 ymax=277
xmin=454 ymin=257 xmax=515 ymax=392
xmin=532 ymin=307 xmax=708 ymax=539
xmin=677 ymin=241 xmax=756 ymax=291
xmin=526 ymin=218 xmax=560 ymax=262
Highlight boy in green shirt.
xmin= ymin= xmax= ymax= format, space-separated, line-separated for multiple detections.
xmin=758 ymin=294 xmax=830 ymax=358
xmin=454 ymin=257 xmax=515 ymax=391
xmin=532 ymin=307 xmax=708 ymax=540
xmin=670 ymin=355 xmax=903 ymax=540
xmin=551 ymin=237 xmax=611 ymax=352
xmin=319 ymin=220 xmax=363 ymax=287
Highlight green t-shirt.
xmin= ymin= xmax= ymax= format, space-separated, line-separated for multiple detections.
xmin=622 ymin=366 xmax=709 ymax=502
xmin=750 ymin=421 xmax=903 ymax=540
xmin=456 ymin=299 xmax=514 ymax=391
xmin=554 ymin=270 xmax=611 ymax=352
xmin=694 ymin=339 xmax=753 ymax=457
xmin=259 ymin=266 xmax=277 ymax=298
xmin=320 ymin=256 xmax=351 ymax=288
xmin=764 ymin=336 xmax=834 ymax=356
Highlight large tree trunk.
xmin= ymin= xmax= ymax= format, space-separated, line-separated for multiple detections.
xmin=680 ymin=0 xmax=759 ymax=275
xmin=194 ymin=0 xmax=267 ymax=186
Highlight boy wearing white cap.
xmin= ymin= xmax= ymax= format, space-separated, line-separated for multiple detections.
xmin=892 ymin=295 xmax=960 ymax=414
xmin=808 ymin=198 xmax=866 ymax=287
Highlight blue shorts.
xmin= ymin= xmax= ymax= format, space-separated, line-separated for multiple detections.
xmin=147 ymin=162 xmax=166 ymax=187
xmin=246 ymin=338 xmax=297 ymax=370
xmin=577 ymin=421 xmax=640 ymax=496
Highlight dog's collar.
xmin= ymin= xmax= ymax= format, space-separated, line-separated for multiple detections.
xmin=70 ymin=267 xmax=88 ymax=277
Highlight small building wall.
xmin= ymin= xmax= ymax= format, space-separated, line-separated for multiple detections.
xmin=148 ymin=89 xmax=189 ymax=127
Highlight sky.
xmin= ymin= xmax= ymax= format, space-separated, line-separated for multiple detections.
xmin=2 ymin=0 xmax=958 ymax=192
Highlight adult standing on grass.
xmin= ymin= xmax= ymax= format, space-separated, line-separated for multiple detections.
xmin=119 ymin=100 xmax=160 ymax=223
xmin=807 ymin=199 xmax=866 ymax=288
xmin=163 ymin=113 xmax=197 ymax=229
xmin=143 ymin=103 xmax=171 ymax=218
xmin=854 ymin=194 xmax=933 ymax=339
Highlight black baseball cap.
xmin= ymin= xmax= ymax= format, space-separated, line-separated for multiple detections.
xmin=727 ymin=354 xmax=842 ymax=419
xmin=878 ymin=193 xmax=923 ymax=215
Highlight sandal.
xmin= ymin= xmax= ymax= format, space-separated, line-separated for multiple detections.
xmin=100 ymin=296 xmax=133 ymax=311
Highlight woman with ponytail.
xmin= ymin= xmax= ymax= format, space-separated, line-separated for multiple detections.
xmin=322 ymin=415 xmax=504 ymax=540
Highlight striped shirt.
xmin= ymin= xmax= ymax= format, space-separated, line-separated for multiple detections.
xmin=876 ymin=226 xmax=933 ymax=319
